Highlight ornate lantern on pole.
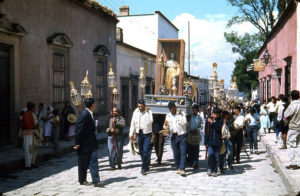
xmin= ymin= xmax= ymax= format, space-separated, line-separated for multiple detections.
xmin=107 ymin=62 xmax=118 ymax=152
xmin=81 ymin=71 xmax=90 ymax=97
xmin=69 ymin=81 xmax=82 ymax=107
xmin=107 ymin=62 xmax=117 ymax=89
xmin=69 ymin=70 xmax=93 ymax=112
xmin=232 ymin=76 xmax=239 ymax=101
xmin=139 ymin=67 xmax=146 ymax=99
xmin=112 ymin=87 xmax=119 ymax=105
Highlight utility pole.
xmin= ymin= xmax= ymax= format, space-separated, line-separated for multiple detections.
xmin=188 ymin=21 xmax=190 ymax=75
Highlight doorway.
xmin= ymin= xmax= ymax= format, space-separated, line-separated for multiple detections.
xmin=0 ymin=44 xmax=11 ymax=146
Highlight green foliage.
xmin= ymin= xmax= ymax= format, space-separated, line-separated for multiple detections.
xmin=224 ymin=0 xmax=278 ymax=97
xmin=226 ymin=0 xmax=277 ymax=37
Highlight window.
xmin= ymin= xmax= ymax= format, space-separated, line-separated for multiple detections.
xmin=267 ymin=79 xmax=271 ymax=101
xmin=48 ymin=33 xmax=72 ymax=112
xmin=95 ymin=59 xmax=107 ymax=115
xmin=52 ymin=51 xmax=68 ymax=111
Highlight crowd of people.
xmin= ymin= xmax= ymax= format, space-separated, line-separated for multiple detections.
xmin=19 ymin=101 xmax=76 ymax=169
xmin=19 ymin=90 xmax=300 ymax=187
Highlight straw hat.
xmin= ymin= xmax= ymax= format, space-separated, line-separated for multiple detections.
xmin=187 ymin=131 xmax=202 ymax=145
xmin=128 ymin=139 xmax=139 ymax=155
xmin=220 ymin=141 xmax=226 ymax=155
xmin=67 ymin=114 xmax=77 ymax=124
xmin=159 ymin=129 xmax=171 ymax=137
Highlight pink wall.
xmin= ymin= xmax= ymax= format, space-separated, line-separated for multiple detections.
xmin=258 ymin=6 xmax=297 ymax=101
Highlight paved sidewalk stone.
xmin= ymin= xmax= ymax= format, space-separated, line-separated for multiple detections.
xmin=0 ymin=138 xmax=288 ymax=196
xmin=260 ymin=131 xmax=300 ymax=194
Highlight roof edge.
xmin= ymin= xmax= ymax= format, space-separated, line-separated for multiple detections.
xmin=117 ymin=41 xmax=156 ymax=57
xmin=258 ymin=0 xmax=297 ymax=55
xmin=155 ymin=11 xmax=179 ymax=32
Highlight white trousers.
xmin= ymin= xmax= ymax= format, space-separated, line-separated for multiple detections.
xmin=23 ymin=135 xmax=37 ymax=167
xmin=287 ymin=129 xmax=300 ymax=166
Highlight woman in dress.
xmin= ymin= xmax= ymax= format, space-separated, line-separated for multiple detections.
xmin=44 ymin=107 xmax=54 ymax=147
xmin=260 ymin=104 xmax=270 ymax=134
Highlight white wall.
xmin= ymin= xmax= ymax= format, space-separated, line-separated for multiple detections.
xmin=158 ymin=14 xmax=178 ymax=39
xmin=297 ymin=5 xmax=300 ymax=89
xmin=117 ymin=13 xmax=178 ymax=55
xmin=118 ymin=15 xmax=158 ymax=55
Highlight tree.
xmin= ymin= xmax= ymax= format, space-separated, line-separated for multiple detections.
xmin=224 ymin=32 xmax=261 ymax=96
xmin=226 ymin=0 xmax=277 ymax=38
xmin=224 ymin=0 xmax=278 ymax=96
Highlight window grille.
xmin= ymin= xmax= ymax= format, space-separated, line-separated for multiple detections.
xmin=95 ymin=59 xmax=107 ymax=115
xmin=52 ymin=52 xmax=68 ymax=111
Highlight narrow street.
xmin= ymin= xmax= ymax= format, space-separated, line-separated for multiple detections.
xmin=1 ymin=139 xmax=288 ymax=196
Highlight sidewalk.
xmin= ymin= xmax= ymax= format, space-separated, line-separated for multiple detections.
xmin=260 ymin=130 xmax=300 ymax=194
xmin=0 ymin=127 xmax=129 ymax=177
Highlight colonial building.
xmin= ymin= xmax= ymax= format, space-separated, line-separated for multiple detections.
xmin=115 ymin=6 xmax=178 ymax=122
xmin=198 ymin=78 xmax=210 ymax=104
xmin=258 ymin=0 xmax=300 ymax=102
xmin=117 ymin=6 xmax=178 ymax=55
xmin=188 ymin=75 xmax=210 ymax=105
xmin=0 ymin=0 xmax=117 ymax=146
xmin=116 ymin=35 xmax=155 ymax=123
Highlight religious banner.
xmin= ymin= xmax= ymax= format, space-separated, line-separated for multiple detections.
xmin=253 ymin=59 xmax=265 ymax=71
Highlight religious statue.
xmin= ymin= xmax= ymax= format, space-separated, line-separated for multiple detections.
xmin=182 ymin=77 xmax=196 ymax=99
xmin=164 ymin=52 xmax=180 ymax=95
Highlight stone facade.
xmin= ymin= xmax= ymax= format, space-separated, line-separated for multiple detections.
xmin=0 ymin=0 xmax=117 ymax=146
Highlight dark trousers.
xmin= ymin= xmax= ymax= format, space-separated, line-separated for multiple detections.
xmin=77 ymin=151 xmax=92 ymax=183
xmin=173 ymin=134 xmax=187 ymax=170
xmin=154 ymin=133 xmax=165 ymax=162
xmin=138 ymin=132 xmax=151 ymax=172
xmin=247 ymin=126 xmax=258 ymax=150
xmin=89 ymin=150 xmax=100 ymax=183
xmin=231 ymin=130 xmax=243 ymax=162
xmin=207 ymin=145 xmax=220 ymax=173
xmin=270 ymin=113 xmax=279 ymax=136
xmin=187 ymin=143 xmax=200 ymax=166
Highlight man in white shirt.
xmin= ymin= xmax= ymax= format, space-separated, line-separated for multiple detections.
xmin=230 ymin=106 xmax=245 ymax=164
xmin=163 ymin=101 xmax=188 ymax=176
xmin=129 ymin=100 xmax=153 ymax=175
xmin=245 ymin=108 xmax=260 ymax=154
xmin=268 ymin=97 xmax=279 ymax=137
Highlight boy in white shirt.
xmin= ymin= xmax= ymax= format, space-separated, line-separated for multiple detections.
xmin=163 ymin=101 xmax=188 ymax=176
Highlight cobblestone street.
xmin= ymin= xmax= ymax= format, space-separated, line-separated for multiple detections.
xmin=0 ymin=139 xmax=288 ymax=196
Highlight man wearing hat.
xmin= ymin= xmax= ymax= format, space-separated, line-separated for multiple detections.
xmin=73 ymin=98 xmax=103 ymax=187
xmin=187 ymin=104 xmax=203 ymax=169
xmin=205 ymin=108 xmax=223 ymax=177
xmin=129 ymin=99 xmax=153 ymax=175
xmin=163 ymin=101 xmax=188 ymax=176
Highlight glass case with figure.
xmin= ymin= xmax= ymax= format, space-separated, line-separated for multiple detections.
xmin=144 ymin=39 xmax=193 ymax=115
xmin=155 ymin=39 xmax=185 ymax=96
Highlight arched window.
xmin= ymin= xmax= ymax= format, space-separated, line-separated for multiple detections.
xmin=47 ymin=33 xmax=73 ymax=111
xmin=94 ymin=45 xmax=110 ymax=115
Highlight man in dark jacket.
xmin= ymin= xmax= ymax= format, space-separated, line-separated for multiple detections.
xmin=205 ymin=108 xmax=223 ymax=177
xmin=74 ymin=98 xmax=103 ymax=187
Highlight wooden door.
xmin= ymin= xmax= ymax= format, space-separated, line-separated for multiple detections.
xmin=0 ymin=45 xmax=10 ymax=146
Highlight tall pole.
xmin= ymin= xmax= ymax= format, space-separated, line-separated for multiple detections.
xmin=188 ymin=21 xmax=191 ymax=75
xmin=111 ymin=91 xmax=115 ymax=152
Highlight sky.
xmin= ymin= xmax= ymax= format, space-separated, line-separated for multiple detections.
xmin=98 ymin=0 xmax=258 ymax=87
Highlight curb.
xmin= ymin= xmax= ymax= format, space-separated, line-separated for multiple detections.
xmin=260 ymin=136 xmax=300 ymax=195
xmin=0 ymin=131 xmax=129 ymax=177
